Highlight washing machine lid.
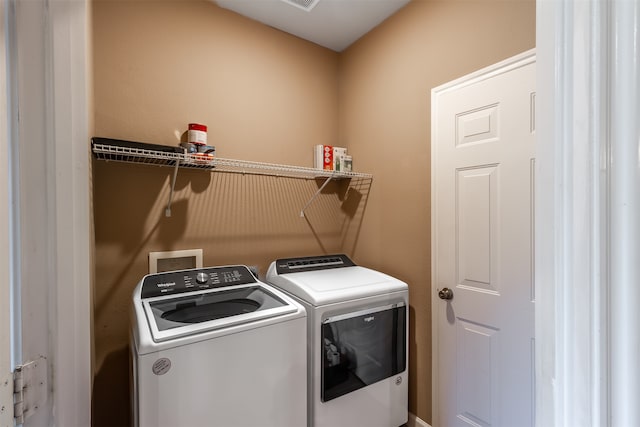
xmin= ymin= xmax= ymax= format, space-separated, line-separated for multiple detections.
xmin=268 ymin=255 xmax=408 ymax=306
xmin=137 ymin=266 xmax=299 ymax=342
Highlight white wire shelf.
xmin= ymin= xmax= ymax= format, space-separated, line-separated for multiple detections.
xmin=91 ymin=138 xmax=372 ymax=217
xmin=91 ymin=141 xmax=372 ymax=180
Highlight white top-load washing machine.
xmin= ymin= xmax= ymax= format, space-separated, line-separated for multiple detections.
xmin=266 ymin=254 xmax=408 ymax=427
xmin=131 ymin=264 xmax=307 ymax=427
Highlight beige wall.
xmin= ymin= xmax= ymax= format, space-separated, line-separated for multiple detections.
xmin=339 ymin=0 xmax=535 ymax=422
xmin=91 ymin=1 xmax=349 ymax=425
xmin=91 ymin=0 xmax=534 ymax=425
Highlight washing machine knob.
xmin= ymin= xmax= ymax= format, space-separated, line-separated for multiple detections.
xmin=196 ymin=271 xmax=208 ymax=284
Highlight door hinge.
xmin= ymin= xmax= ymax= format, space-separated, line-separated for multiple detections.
xmin=12 ymin=356 xmax=47 ymax=424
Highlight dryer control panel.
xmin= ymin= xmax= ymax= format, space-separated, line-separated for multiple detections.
xmin=141 ymin=265 xmax=257 ymax=298
xmin=274 ymin=254 xmax=356 ymax=275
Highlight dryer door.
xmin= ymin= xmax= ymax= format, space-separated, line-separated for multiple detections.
xmin=321 ymin=302 xmax=406 ymax=402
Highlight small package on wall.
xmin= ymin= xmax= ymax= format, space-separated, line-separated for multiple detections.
xmin=333 ymin=147 xmax=347 ymax=171
xmin=315 ymin=145 xmax=333 ymax=170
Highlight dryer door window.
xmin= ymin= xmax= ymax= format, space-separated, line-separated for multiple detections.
xmin=321 ymin=303 xmax=406 ymax=402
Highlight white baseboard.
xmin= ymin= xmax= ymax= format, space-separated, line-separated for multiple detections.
xmin=408 ymin=412 xmax=431 ymax=427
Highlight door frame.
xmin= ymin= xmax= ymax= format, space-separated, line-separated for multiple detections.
xmin=0 ymin=0 xmax=13 ymax=424
xmin=47 ymin=1 xmax=92 ymax=425
xmin=430 ymin=49 xmax=536 ymax=427
xmin=5 ymin=0 xmax=91 ymax=425
xmin=536 ymin=0 xmax=640 ymax=426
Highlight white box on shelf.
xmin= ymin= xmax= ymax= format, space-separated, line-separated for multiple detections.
xmin=314 ymin=144 xmax=324 ymax=169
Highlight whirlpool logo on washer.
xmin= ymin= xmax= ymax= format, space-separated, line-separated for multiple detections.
xmin=364 ymin=316 xmax=375 ymax=323
xmin=156 ymin=282 xmax=176 ymax=288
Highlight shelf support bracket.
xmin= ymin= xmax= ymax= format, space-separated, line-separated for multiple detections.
xmin=300 ymin=175 xmax=334 ymax=218
xmin=165 ymin=158 xmax=181 ymax=217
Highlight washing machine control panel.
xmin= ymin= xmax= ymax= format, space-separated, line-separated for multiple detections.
xmin=141 ymin=265 xmax=257 ymax=298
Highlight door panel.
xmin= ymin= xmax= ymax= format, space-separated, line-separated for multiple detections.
xmin=432 ymin=51 xmax=535 ymax=427
xmin=457 ymin=165 xmax=498 ymax=292
xmin=457 ymin=319 xmax=498 ymax=427
xmin=456 ymin=104 xmax=499 ymax=147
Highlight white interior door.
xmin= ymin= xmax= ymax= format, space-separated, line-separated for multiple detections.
xmin=432 ymin=51 xmax=535 ymax=427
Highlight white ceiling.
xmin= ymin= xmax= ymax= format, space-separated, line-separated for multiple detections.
xmin=214 ymin=0 xmax=411 ymax=52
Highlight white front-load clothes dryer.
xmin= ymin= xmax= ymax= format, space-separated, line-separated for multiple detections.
xmin=266 ymin=254 xmax=408 ymax=427
xmin=130 ymin=265 xmax=307 ymax=427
